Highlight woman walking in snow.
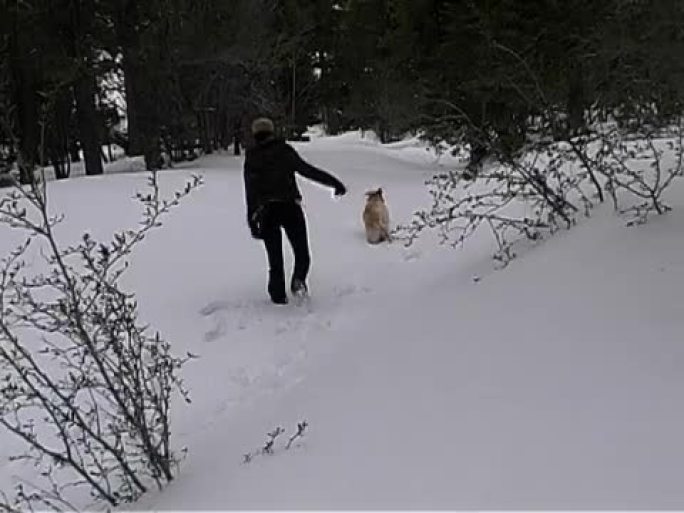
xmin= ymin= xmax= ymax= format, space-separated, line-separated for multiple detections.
xmin=243 ymin=117 xmax=347 ymax=305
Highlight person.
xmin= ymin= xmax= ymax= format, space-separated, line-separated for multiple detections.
xmin=243 ymin=117 xmax=347 ymax=305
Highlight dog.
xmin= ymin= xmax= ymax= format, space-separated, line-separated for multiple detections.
xmin=362 ymin=188 xmax=391 ymax=244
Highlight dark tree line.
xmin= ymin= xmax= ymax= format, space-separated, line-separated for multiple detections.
xmin=1 ymin=0 xmax=683 ymax=181
xmin=418 ymin=0 xmax=684 ymax=165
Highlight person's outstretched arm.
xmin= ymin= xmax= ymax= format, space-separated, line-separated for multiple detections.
xmin=286 ymin=145 xmax=347 ymax=195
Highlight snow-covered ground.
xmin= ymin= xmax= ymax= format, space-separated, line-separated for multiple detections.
xmin=1 ymin=131 xmax=684 ymax=509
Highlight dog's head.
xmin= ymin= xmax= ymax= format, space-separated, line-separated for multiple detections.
xmin=365 ymin=188 xmax=384 ymax=202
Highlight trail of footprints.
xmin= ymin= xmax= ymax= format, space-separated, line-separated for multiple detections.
xmin=200 ymin=282 xmax=371 ymax=342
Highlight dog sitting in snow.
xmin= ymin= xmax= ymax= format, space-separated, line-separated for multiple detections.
xmin=362 ymin=188 xmax=391 ymax=244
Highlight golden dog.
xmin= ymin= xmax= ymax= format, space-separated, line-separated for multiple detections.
xmin=363 ymin=188 xmax=390 ymax=244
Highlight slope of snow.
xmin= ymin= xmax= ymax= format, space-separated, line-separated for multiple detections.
xmin=1 ymin=134 xmax=684 ymax=509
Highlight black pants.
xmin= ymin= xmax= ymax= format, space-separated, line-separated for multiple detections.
xmin=260 ymin=201 xmax=311 ymax=301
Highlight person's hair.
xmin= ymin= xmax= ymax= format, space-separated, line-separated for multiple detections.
xmin=251 ymin=117 xmax=274 ymax=136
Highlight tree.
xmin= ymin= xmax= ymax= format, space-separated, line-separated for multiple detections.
xmin=397 ymin=0 xmax=684 ymax=263
xmin=1 ymin=0 xmax=107 ymax=180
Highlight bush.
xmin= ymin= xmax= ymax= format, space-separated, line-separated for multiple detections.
xmin=0 ymin=171 xmax=202 ymax=510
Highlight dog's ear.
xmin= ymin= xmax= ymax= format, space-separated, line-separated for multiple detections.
xmin=365 ymin=188 xmax=384 ymax=200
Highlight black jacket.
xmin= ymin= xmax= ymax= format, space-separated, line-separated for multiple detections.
xmin=243 ymin=137 xmax=344 ymax=223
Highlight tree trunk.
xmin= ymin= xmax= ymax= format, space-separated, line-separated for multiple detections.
xmin=67 ymin=0 xmax=102 ymax=176
xmin=74 ymin=74 xmax=103 ymax=175
xmin=49 ymin=88 xmax=73 ymax=179
xmin=566 ymin=63 xmax=585 ymax=136
xmin=116 ymin=0 xmax=144 ymax=157
xmin=143 ymin=141 xmax=162 ymax=170
xmin=10 ymin=6 xmax=39 ymax=185
xmin=233 ymin=134 xmax=241 ymax=156
xmin=14 ymin=64 xmax=39 ymax=184
xmin=137 ymin=83 xmax=162 ymax=171
xmin=69 ymin=138 xmax=81 ymax=162
xmin=51 ymin=155 xmax=67 ymax=179
xmin=122 ymin=51 xmax=144 ymax=156
xmin=198 ymin=112 xmax=211 ymax=154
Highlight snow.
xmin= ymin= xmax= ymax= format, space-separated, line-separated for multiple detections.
xmin=1 ymin=131 xmax=684 ymax=509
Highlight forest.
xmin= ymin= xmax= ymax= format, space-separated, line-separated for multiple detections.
xmin=1 ymin=0 xmax=682 ymax=181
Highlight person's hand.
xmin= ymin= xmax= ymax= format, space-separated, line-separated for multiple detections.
xmin=249 ymin=221 xmax=262 ymax=240
xmin=334 ymin=183 xmax=347 ymax=197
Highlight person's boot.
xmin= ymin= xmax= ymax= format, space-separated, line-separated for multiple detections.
xmin=269 ymin=269 xmax=287 ymax=305
xmin=291 ymin=278 xmax=308 ymax=305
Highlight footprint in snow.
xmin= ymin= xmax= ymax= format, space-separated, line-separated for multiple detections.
xmin=403 ymin=250 xmax=421 ymax=262
xmin=203 ymin=317 xmax=226 ymax=342
xmin=199 ymin=300 xmax=233 ymax=317
xmin=200 ymin=284 xmax=368 ymax=339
